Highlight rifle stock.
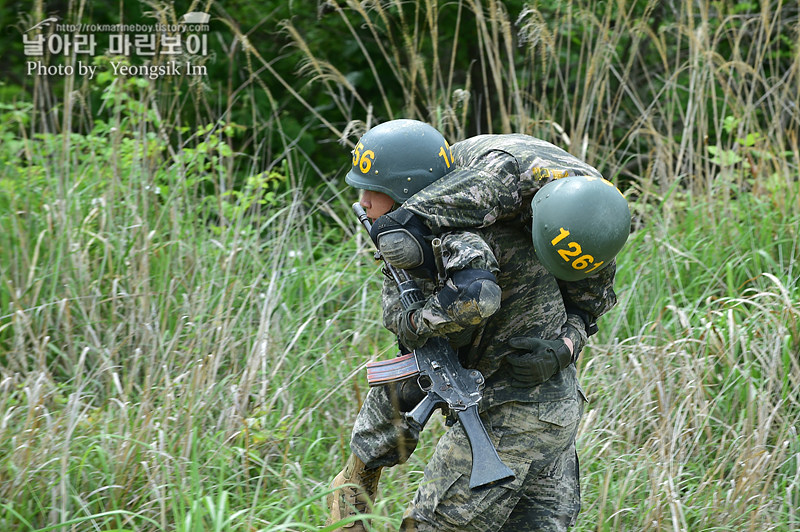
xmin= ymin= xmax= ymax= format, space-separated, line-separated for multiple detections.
xmin=457 ymin=405 xmax=515 ymax=490
xmin=353 ymin=202 xmax=515 ymax=490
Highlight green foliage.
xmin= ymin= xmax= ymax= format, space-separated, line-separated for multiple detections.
xmin=1 ymin=0 xmax=799 ymax=530
xmin=577 ymin=185 xmax=800 ymax=530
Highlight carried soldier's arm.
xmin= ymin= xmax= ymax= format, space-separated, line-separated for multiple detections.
xmin=382 ymin=231 xmax=501 ymax=350
xmin=558 ymin=259 xmax=619 ymax=355
xmin=401 ymin=134 xmax=604 ymax=231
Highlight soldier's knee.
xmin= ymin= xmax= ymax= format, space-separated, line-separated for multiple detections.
xmin=436 ymin=268 xmax=501 ymax=325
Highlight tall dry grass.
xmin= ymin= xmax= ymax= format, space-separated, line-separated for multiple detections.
xmin=1 ymin=0 xmax=798 ymax=530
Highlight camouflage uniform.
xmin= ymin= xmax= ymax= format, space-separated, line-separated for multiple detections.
xmin=349 ymin=134 xmax=617 ymax=531
xmin=403 ymin=133 xmax=602 ymax=231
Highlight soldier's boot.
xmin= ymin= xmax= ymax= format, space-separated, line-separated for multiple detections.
xmin=326 ymin=454 xmax=383 ymax=531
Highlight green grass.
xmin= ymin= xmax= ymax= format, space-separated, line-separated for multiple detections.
xmin=2 ymin=0 xmax=799 ymax=530
xmin=576 ymin=190 xmax=800 ymax=531
xmin=1 ymin=123 xmax=797 ymax=530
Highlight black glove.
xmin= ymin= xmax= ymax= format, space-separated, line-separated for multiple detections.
xmin=397 ymin=299 xmax=426 ymax=349
xmin=505 ymin=337 xmax=573 ymax=388
xmin=390 ymin=378 xmax=426 ymax=412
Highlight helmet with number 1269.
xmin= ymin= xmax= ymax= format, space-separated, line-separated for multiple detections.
xmin=531 ymin=175 xmax=631 ymax=281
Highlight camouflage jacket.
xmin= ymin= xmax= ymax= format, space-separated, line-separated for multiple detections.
xmin=381 ymin=223 xmax=616 ymax=405
xmin=381 ymin=134 xmax=618 ymax=405
xmin=403 ymin=133 xmax=603 ymax=231
xmin=403 ymin=133 xmax=617 ymax=333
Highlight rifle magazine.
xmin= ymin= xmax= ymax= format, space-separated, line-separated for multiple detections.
xmin=366 ymin=353 xmax=420 ymax=386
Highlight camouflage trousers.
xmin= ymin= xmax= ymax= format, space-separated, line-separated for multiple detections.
xmin=350 ymin=385 xmax=585 ymax=531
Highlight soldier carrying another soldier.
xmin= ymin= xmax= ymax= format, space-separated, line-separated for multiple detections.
xmin=327 ymin=119 xmax=630 ymax=531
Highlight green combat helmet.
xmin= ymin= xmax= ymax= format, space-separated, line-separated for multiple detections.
xmin=531 ymin=175 xmax=631 ymax=281
xmin=345 ymin=119 xmax=455 ymax=203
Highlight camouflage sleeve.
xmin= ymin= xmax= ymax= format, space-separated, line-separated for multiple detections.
xmin=558 ymin=260 xmax=618 ymax=352
xmin=381 ymin=274 xmax=403 ymax=335
xmin=562 ymin=314 xmax=589 ymax=358
xmin=382 ymin=231 xmax=501 ymax=348
xmin=402 ymin=151 xmax=523 ymax=232
xmin=441 ymin=231 xmax=501 ymax=276
xmin=402 ymin=134 xmax=603 ymax=233
xmin=413 ymin=231 xmax=500 ymax=334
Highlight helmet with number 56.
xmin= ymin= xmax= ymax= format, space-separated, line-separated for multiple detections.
xmin=531 ymin=175 xmax=631 ymax=281
xmin=345 ymin=119 xmax=455 ymax=203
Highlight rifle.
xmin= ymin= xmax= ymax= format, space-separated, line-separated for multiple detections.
xmin=353 ymin=202 xmax=515 ymax=491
